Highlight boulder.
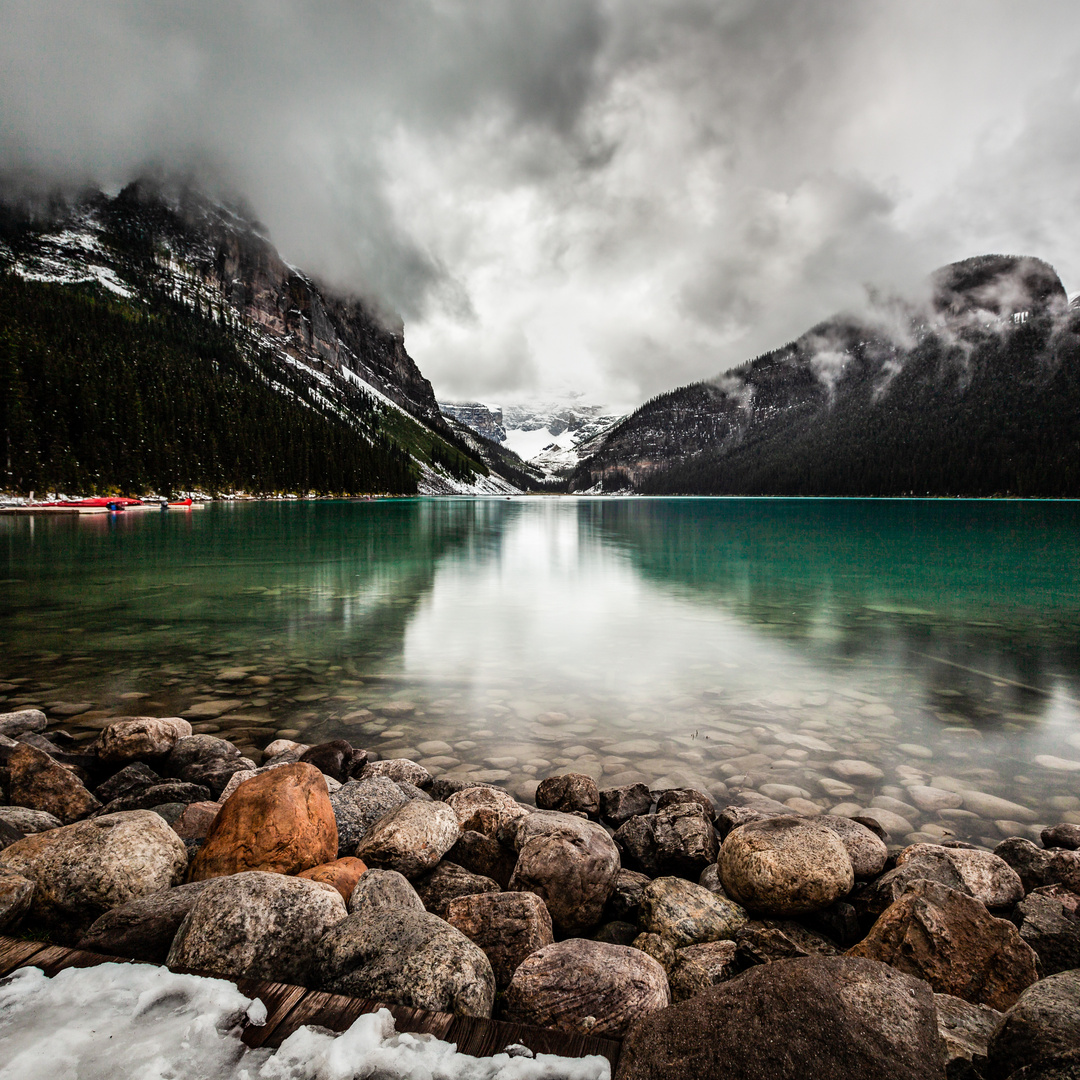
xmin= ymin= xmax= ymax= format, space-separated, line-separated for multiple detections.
xmin=168 ymin=870 xmax=346 ymax=984
xmin=0 ymin=820 xmax=22 ymax=851
xmin=818 ymin=816 xmax=889 ymax=879
xmin=312 ymin=907 xmax=495 ymax=1017
xmin=0 ymin=810 xmax=187 ymax=939
xmin=360 ymin=758 xmax=432 ymax=788
xmin=717 ymin=804 xmax=787 ymax=839
xmin=595 ymin=920 xmax=640 ymax=946
xmin=897 ymin=843 xmax=1024 ymax=909
xmin=445 ymin=786 xmax=527 ymax=838
xmin=1042 ymin=824 xmax=1080 ymax=851
xmin=606 ymin=868 xmax=652 ymax=923
xmin=632 ymin=931 xmax=676 ymax=971
xmin=0 ymin=709 xmax=47 ymax=737
xmin=94 ymin=762 xmax=161 ymax=803
xmin=298 ymin=740 xmax=366 ymax=783
xmin=640 ymin=876 xmax=747 ymax=950
xmin=187 ymin=762 xmax=338 ymax=881
xmin=96 ymin=781 xmax=212 ymax=816
xmin=987 ymin=970 xmax=1080 ymax=1080
xmin=0 ymin=806 xmax=62 ymax=834
xmin=1011 ymin=885 xmax=1080 ymax=976
xmin=170 ymin=801 xmax=220 ymax=842
xmin=413 ymin=860 xmax=499 ymax=916
xmin=97 ymin=717 xmax=192 ymax=763
xmin=355 ymin=799 xmax=460 ymax=879
xmin=667 ymin=940 xmax=742 ymax=1002
xmin=509 ymin=811 xmax=621 ymax=933
xmin=78 ymin=880 xmax=213 ymax=962
xmin=996 ymin=837 xmax=1080 ymax=894
xmin=330 ymin=777 xmax=409 ymax=857
xmin=850 ymin=879 xmax=1038 ymax=1010
xmin=719 ymin=815 xmax=855 ymax=916
xmin=503 ymin=938 xmax=669 ymax=1038
xmin=6 ymin=743 xmax=101 ymax=823
xmin=0 ymin=869 xmax=34 ymax=932
xmin=655 ymin=788 xmax=716 ymax=817
xmin=614 ymin=815 xmax=662 ymax=876
xmin=934 ymin=994 xmax=1005 ymax=1080
xmin=615 ymin=956 xmax=945 ymax=1080
xmin=296 ymin=857 xmax=368 ymax=904
xmin=445 ymin=891 xmax=554 ymax=989
xmin=446 ymin=829 xmax=518 ymax=889
xmin=853 ymin=846 xmax=972 ymax=924
xmin=167 ymin=735 xmax=254 ymax=798
xmin=651 ymin=803 xmax=720 ymax=878
xmin=600 ymin=784 xmax=653 ymax=826
xmin=346 ymin=867 xmax=424 ymax=916
xmin=536 ymin=773 xmax=600 ymax=816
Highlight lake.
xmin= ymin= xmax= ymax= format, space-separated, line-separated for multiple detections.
xmin=2 ymin=496 xmax=1079 ymax=846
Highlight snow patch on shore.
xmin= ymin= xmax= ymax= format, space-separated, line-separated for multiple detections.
xmin=0 ymin=964 xmax=609 ymax=1080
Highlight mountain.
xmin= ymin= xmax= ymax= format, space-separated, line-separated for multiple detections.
xmin=0 ymin=179 xmax=521 ymax=496
xmin=439 ymin=395 xmax=623 ymax=482
xmin=572 ymin=255 xmax=1080 ymax=497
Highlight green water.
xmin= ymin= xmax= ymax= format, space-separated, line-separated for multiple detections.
xmin=2 ymin=497 xmax=1079 ymax=844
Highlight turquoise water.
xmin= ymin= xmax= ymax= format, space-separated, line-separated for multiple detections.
xmin=2 ymin=497 xmax=1079 ymax=843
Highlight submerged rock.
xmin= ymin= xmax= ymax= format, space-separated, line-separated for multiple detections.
xmin=503 ymin=938 xmax=670 ymax=1038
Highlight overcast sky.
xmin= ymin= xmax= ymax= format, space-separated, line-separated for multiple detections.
xmin=3 ymin=1 xmax=1080 ymax=411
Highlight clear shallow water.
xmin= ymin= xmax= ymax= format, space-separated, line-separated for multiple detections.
xmin=2 ymin=497 xmax=1079 ymax=846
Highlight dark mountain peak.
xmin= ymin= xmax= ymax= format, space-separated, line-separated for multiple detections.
xmin=931 ymin=254 xmax=1066 ymax=320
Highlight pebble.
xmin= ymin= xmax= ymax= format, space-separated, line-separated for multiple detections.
xmin=898 ymin=743 xmax=934 ymax=759
xmin=831 ymin=760 xmax=885 ymax=781
xmin=961 ymin=791 xmax=1038 ymax=823
xmin=1033 ymin=755 xmax=1080 ymax=772
xmin=857 ymin=808 xmax=914 ymax=837
xmin=907 ymin=786 xmax=964 ymax=812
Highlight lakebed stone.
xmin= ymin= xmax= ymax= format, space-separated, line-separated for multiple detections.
xmin=0 ymin=810 xmax=187 ymax=939
xmin=188 ymin=762 xmax=338 ymax=880
xmin=509 ymin=810 xmax=620 ymax=933
xmin=615 ymin=956 xmax=945 ymax=1080
xmin=850 ymin=878 xmax=1038 ymax=1010
xmin=313 ymin=907 xmax=495 ymax=1017
xmin=168 ymin=870 xmax=346 ymax=984
xmin=503 ymin=938 xmax=670 ymax=1038
xmin=719 ymin=815 xmax=855 ymax=915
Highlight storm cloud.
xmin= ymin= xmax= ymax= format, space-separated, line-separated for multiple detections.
xmin=2 ymin=0 xmax=1079 ymax=409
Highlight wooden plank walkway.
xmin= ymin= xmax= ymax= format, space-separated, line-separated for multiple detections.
xmin=0 ymin=935 xmax=621 ymax=1069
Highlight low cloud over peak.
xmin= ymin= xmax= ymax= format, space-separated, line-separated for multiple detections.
xmin=3 ymin=0 xmax=1079 ymax=411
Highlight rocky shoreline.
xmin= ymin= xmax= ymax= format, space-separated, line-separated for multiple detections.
xmin=2 ymin=709 xmax=1079 ymax=1079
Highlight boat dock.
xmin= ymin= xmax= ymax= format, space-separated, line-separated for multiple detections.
xmin=0 ymin=934 xmax=622 ymax=1068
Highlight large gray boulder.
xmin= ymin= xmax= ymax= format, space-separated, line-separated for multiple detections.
xmin=0 ymin=807 xmax=63 ymax=834
xmin=896 ymin=844 xmax=1024 ymax=909
xmin=615 ymin=956 xmax=946 ymax=1080
xmin=79 ymin=881 xmax=213 ymax=962
xmin=719 ymin=815 xmax=854 ymax=916
xmin=167 ymin=871 xmax=346 ymax=984
xmin=329 ymin=777 xmax=408 ymax=856
xmin=312 ymin=907 xmax=495 ymax=1017
xmin=987 ymin=970 xmax=1080 ymax=1080
xmin=503 ymin=938 xmax=670 ymax=1038
xmin=346 ymin=868 xmax=425 ymax=916
xmin=509 ymin=810 xmax=620 ymax=933
xmin=0 ymin=710 xmax=47 ymax=738
xmin=355 ymin=799 xmax=461 ymax=879
xmin=0 ymin=810 xmax=187 ymax=940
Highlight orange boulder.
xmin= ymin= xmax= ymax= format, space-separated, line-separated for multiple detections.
xmin=188 ymin=763 xmax=338 ymax=881
xmin=297 ymin=857 xmax=368 ymax=903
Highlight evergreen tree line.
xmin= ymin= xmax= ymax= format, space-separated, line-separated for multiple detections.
xmin=0 ymin=273 xmax=418 ymax=495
